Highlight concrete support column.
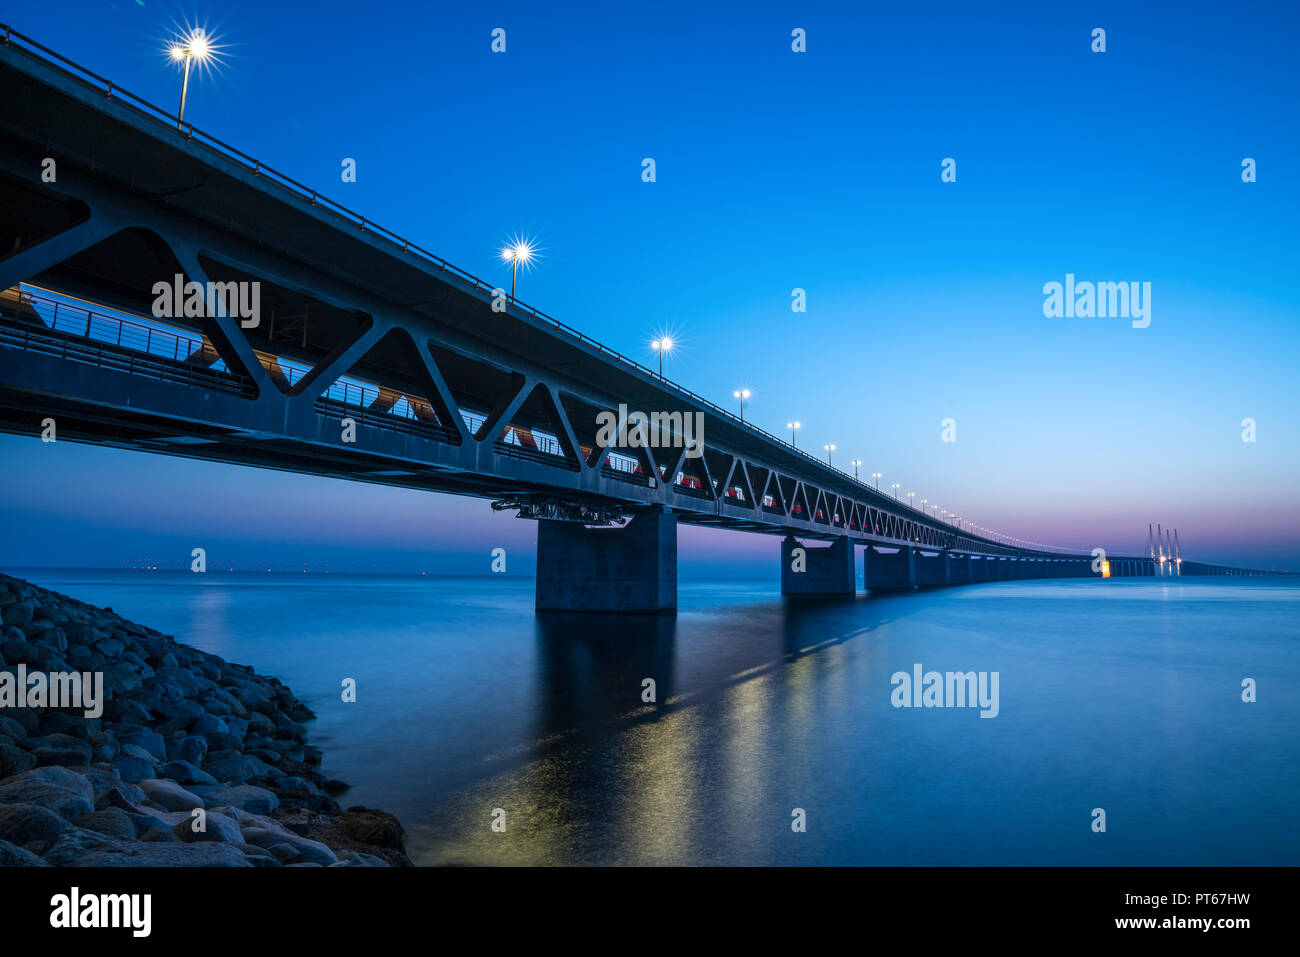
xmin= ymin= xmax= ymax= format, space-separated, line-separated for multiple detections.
xmin=914 ymin=550 xmax=948 ymax=587
xmin=947 ymin=554 xmax=972 ymax=585
xmin=536 ymin=508 xmax=677 ymax=614
xmin=781 ymin=535 xmax=856 ymax=596
xmin=865 ymin=545 xmax=916 ymax=590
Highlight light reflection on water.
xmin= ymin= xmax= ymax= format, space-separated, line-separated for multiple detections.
xmin=9 ymin=569 xmax=1299 ymax=866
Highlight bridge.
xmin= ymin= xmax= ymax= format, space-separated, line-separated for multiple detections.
xmin=0 ymin=27 xmax=1256 ymax=613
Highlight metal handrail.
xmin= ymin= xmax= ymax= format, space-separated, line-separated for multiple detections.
xmin=3 ymin=286 xmax=219 ymax=365
xmin=0 ymin=23 xmax=1097 ymax=557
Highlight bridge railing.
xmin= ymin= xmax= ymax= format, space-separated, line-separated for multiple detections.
xmin=2 ymin=286 xmax=222 ymax=366
xmin=0 ymin=23 xmax=1097 ymax=557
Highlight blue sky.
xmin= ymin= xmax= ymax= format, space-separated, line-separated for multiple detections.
xmin=2 ymin=0 xmax=1298 ymax=572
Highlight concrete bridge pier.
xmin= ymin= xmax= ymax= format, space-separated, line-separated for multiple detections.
xmin=865 ymin=546 xmax=917 ymax=590
xmin=914 ymin=550 xmax=948 ymax=587
xmin=948 ymin=554 xmax=972 ymax=585
xmin=536 ymin=508 xmax=677 ymax=615
xmin=781 ymin=535 xmax=856 ymax=596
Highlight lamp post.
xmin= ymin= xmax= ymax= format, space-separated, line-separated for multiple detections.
xmin=169 ymin=30 xmax=214 ymax=128
xmin=787 ymin=421 xmax=801 ymax=447
xmin=871 ymin=471 xmax=882 ymax=491
xmin=891 ymin=482 xmax=900 ymax=500
xmin=851 ymin=459 xmax=862 ymax=481
xmin=651 ymin=337 xmax=674 ymax=377
xmin=907 ymin=491 xmax=915 ymax=509
xmin=733 ymin=389 xmax=751 ymax=423
xmin=500 ymin=238 xmax=537 ymax=299
xmin=824 ymin=443 xmax=836 ymax=466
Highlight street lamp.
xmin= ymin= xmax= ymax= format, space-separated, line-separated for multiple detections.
xmin=787 ymin=421 xmax=801 ymax=447
xmin=871 ymin=471 xmax=882 ymax=491
xmin=907 ymin=491 xmax=915 ymax=508
xmin=650 ymin=337 xmax=675 ymax=377
xmin=920 ymin=498 xmax=927 ymax=515
xmin=733 ymin=388 xmax=751 ymax=423
xmin=168 ymin=29 xmax=214 ymax=128
xmin=891 ymin=482 xmax=900 ymax=500
xmin=500 ymin=238 xmax=537 ymax=299
xmin=824 ymin=443 xmax=836 ymax=466
xmin=851 ymin=459 xmax=862 ymax=481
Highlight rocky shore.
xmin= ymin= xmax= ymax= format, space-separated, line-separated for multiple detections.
xmin=0 ymin=572 xmax=410 ymax=866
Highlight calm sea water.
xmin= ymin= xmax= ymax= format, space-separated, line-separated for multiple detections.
xmin=6 ymin=569 xmax=1298 ymax=866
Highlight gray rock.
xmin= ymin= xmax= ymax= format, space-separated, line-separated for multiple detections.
xmin=139 ymin=827 xmax=182 ymax=842
xmin=0 ymin=715 xmax=25 ymax=739
xmin=70 ymin=842 xmax=253 ymax=866
xmin=204 ymin=752 xmax=278 ymax=782
xmin=239 ymin=827 xmax=337 ymax=866
xmin=191 ymin=714 xmax=229 ymax=737
xmin=96 ymin=784 xmax=148 ymax=813
xmin=232 ymin=842 xmax=279 ymax=866
xmin=93 ymin=636 xmax=126 ymax=658
xmin=170 ymin=735 xmax=208 ymax=766
xmin=173 ymin=810 xmax=241 ymax=843
xmin=0 ymin=837 xmax=47 ymax=866
xmin=117 ymin=727 xmax=166 ymax=760
xmin=137 ymin=778 xmax=204 ymax=812
xmin=0 ymin=803 xmax=71 ymax=853
xmin=0 ymin=765 xmax=95 ymax=819
xmin=113 ymin=755 xmax=157 ymax=784
xmin=108 ymin=698 xmax=153 ymax=726
xmin=0 ymin=743 xmax=36 ymax=778
xmin=2 ymin=706 xmax=39 ymax=735
xmin=75 ymin=807 xmax=137 ymax=841
xmin=41 ymin=826 xmax=122 ymax=865
xmin=21 ymin=616 xmax=54 ymax=635
xmin=188 ymin=784 xmax=279 ymax=815
xmin=33 ymin=747 xmax=90 ymax=768
xmin=274 ymin=776 xmax=319 ymax=796
xmin=89 ymin=733 xmax=118 ymax=763
xmin=103 ymin=662 xmax=142 ymax=695
xmin=266 ymin=841 xmax=299 ymax=863
xmin=68 ymin=765 xmax=131 ymax=804
xmin=161 ymin=760 xmax=217 ymax=786
xmin=155 ymin=698 xmax=204 ymax=724
xmin=5 ymin=602 xmax=34 ymax=626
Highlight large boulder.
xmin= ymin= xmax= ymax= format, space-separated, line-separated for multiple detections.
xmin=239 ymin=827 xmax=337 ymax=866
xmin=0 ymin=803 xmax=71 ymax=854
xmin=136 ymin=779 xmax=204 ymax=813
xmin=70 ymin=842 xmax=253 ymax=866
xmin=0 ymin=766 xmax=95 ymax=820
xmin=116 ymin=727 xmax=166 ymax=761
xmin=0 ymin=837 xmax=46 ymax=866
xmin=0 ymin=743 xmax=36 ymax=778
xmin=172 ymin=810 xmax=242 ymax=843
xmin=75 ymin=807 xmax=138 ymax=842
xmin=188 ymin=784 xmax=278 ymax=815
xmin=203 ymin=752 xmax=278 ymax=782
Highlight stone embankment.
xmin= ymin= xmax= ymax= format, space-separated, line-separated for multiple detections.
xmin=0 ymin=572 xmax=409 ymax=866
